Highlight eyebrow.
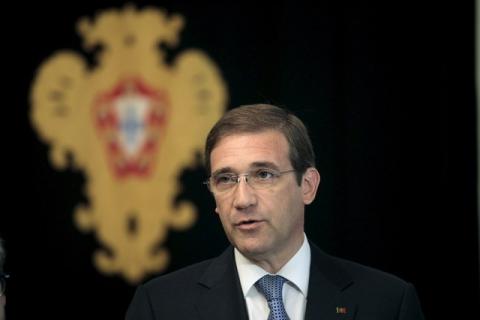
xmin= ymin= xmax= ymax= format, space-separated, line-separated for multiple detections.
xmin=211 ymin=167 xmax=235 ymax=177
xmin=250 ymin=161 xmax=280 ymax=170
xmin=211 ymin=162 xmax=280 ymax=177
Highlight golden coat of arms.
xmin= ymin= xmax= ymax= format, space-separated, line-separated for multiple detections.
xmin=30 ymin=6 xmax=227 ymax=283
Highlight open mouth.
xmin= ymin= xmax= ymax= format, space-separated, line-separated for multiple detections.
xmin=237 ymin=219 xmax=258 ymax=226
xmin=235 ymin=219 xmax=263 ymax=229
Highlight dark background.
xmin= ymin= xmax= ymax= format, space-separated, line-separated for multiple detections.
xmin=2 ymin=1 xmax=478 ymax=319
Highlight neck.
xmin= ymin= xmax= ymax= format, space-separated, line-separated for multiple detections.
xmin=248 ymin=233 xmax=305 ymax=273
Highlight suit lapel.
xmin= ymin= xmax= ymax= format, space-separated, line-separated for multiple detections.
xmin=194 ymin=247 xmax=248 ymax=320
xmin=305 ymin=243 xmax=357 ymax=320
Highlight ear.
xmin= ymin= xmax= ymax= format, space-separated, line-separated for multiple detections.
xmin=215 ymin=207 xmax=220 ymax=215
xmin=301 ymin=167 xmax=320 ymax=205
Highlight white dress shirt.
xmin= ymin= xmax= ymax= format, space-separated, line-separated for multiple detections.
xmin=234 ymin=234 xmax=311 ymax=320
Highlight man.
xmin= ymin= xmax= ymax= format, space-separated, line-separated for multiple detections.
xmin=126 ymin=104 xmax=425 ymax=319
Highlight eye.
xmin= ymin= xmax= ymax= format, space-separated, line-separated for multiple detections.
xmin=214 ymin=174 xmax=236 ymax=185
xmin=253 ymin=169 xmax=276 ymax=180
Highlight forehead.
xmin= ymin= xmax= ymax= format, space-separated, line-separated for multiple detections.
xmin=210 ymin=130 xmax=291 ymax=172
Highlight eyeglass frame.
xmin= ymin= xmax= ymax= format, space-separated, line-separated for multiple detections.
xmin=0 ymin=273 xmax=9 ymax=296
xmin=204 ymin=168 xmax=297 ymax=194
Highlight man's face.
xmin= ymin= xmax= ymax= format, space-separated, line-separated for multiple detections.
xmin=210 ymin=130 xmax=319 ymax=264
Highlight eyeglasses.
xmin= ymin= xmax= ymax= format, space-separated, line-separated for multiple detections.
xmin=0 ymin=273 xmax=9 ymax=296
xmin=205 ymin=168 xmax=296 ymax=194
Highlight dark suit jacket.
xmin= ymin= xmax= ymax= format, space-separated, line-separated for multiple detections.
xmin=125 ymin=243 xmax=425 ymax=319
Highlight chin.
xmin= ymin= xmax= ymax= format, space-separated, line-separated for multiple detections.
xmin=235 ymin=239 xmax=270 ymax=258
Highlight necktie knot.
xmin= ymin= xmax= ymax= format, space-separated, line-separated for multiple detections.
xmin=255 ymin=275 xmax=290 ymax=320
xmin=255 ymin=275 xmax=287 ymax=301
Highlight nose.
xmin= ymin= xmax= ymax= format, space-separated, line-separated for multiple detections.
xmin=232 ymin=175 xmax=257 ymax=210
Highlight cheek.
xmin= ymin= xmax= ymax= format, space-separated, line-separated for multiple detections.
xmin=214 ymin=196 xmax=228 ymax=215
xmin=214 ymin=198 xmax=231 ymax=224
xmin=278 ymin=189 xmax=304 ymax=220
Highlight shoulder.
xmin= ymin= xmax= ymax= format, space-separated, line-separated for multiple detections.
xmin=309 ymin=244 xmax=425 ymax=318
xmin=142 ymin=257 xmax=216 ymax=296
xmin=126 ymin=254 xmax=226 ymax=319
xmin=331 ymin=254 xmax=411 ymax=289
xmin=138 ymin=245 xmax=235 ymax=298
xmin=310 ymin=243 xmax=416 ymax=297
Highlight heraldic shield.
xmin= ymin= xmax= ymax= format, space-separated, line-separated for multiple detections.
xmin=29 ymin=5 xmax=227 ymax=284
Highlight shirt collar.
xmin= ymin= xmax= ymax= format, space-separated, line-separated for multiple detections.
xmin=234 ymin=234 xmax=311 ymax=298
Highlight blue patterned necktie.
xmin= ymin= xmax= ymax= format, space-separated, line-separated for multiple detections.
xmin=255 ymin=275 xmax=290 ymax=320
